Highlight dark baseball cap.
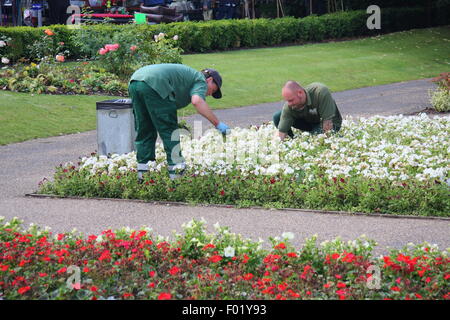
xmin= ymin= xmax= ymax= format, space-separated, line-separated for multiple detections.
xmin=202 ymin=68 xmax=222 ymax=99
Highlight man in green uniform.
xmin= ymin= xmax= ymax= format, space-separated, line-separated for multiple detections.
xmin=128 ymin=63 xmax=230 ymax=180
xmin=273 ymin=81 xmax=342 ymax=140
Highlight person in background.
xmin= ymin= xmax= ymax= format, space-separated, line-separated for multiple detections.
xmin=48 ymin=0 xmax=70 ymax=24
xmin=202 ymin=0 xmax=214 ymax=21
xmin=141 ymin=0 xmax=166 ymax=6
xmin=225 ymin=0 xmax=239 ymax=19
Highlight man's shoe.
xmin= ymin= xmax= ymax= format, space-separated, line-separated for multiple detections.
xmin=137 ymin=163 xmax=149 ymax=184
xmin=168 ymin=162 xmax=186 ymax=180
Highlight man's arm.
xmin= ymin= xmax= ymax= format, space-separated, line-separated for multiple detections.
xmin=317 ymin=86 xmax=338 ymax=133
xmin=276 ymin=104 xmax=294 ymax=141
xmin=191 ymin=94 xmax=220 ymax=127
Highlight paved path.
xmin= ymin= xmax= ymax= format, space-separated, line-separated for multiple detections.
xmin=1 ymin=78 xmax=448 ymax=255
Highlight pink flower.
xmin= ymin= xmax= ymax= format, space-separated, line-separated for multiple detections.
xmin=130 ymin=45 xmax=137 ymax=51
xmin=105 ymin=44 xmax=120 ymax=52
xmin=99 ymin=48 xmax=109 ymax=55
xmin=72 ymin=283 xmax=81 ymax=290
xmin=55 ymin=55 xmax=65 ymax=62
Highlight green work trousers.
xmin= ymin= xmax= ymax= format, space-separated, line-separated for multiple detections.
xmin=128 ymin=80 xmax=184 ymax=168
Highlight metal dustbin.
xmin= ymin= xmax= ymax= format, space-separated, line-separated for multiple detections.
xmin=96 ymin=99 xmax=136 ymax=156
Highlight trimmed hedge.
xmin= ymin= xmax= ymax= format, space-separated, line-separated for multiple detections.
xmin=0 ymin=5 xmax=449 ymax=61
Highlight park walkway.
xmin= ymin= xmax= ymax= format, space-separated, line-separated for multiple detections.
xmin=0 ymin=78 xmax=448 ymax=255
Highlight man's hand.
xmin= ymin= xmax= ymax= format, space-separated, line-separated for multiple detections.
xmin=216 ymin=122 xmax=230 ymax=135
xmin=322 ymin=120 xmax=333 ymax=133
xmin=276 ymin=131 xmax=288 ymax=141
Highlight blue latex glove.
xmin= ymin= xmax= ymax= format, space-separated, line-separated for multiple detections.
xmin=216 ymin=122 xmax=230 ymax=135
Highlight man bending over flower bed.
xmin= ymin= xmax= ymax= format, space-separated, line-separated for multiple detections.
xmin=273 ymin=81 xmax=342 ymax=140
xmin=128 ymin=63 xmax=230 ymax=181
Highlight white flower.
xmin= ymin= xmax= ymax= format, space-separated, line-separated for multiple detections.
xmin=173 ymin=35 xmax=179 ymax=41
xmin=70 ymin=116 xmax=449 ymax=186
xmin=1 ymin=57 xmax=9 ymax=64
xmin=0 ymin=40 xmax=6 ymax=47
xmin=224 ymin=246 xmax=235 ymax=258
xmin=282 ymin=232 xmax=295 ymax=240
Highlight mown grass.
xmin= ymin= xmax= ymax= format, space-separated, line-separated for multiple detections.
xmin=0 ymin=92 xmax=121 ymax=145
xmin=1 ymin=26 xmax=449 ymax=145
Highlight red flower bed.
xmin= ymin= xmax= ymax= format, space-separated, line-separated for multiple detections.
xmin=0 ymin=218 xmax=448 ymax=300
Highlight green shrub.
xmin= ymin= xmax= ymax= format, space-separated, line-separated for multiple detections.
xmin=92 ymin=28 xmax=182 ymax=79
xmin=429 ymin=73 xmax=450 ymax=112
xmin=430 ymin=89 xmax=450 ymax=112
xmin=0 ymin=61 xmax=128 ymax=95
xmin=1 ymin=5 xmax=448 ymax=61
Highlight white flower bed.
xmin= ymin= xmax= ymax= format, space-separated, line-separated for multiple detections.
xmin=77 ymin=114 xmax=450 ymax=183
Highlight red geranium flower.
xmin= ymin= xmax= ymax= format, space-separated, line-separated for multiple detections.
xmin=158 ymin=292 xmax=172 ymax=300
xmin=209 ymin=255 xmax=222 ymax=263
xmin=57 ymin=267 xmax=67 ymax=274
xmin=168 ymin=266 xmax=181 ymax=275
xmin=18 ymin=286 xmax=31 ymax=295
xmin=99 ymin=250 xmax=111 ymax=261
xmin=243 ymin=273 xmax=254 ymax=281
xmin=274 ymin=243 xmax=286 ymax=250
xmin=202 ymin=244 xmax=215 ymax=250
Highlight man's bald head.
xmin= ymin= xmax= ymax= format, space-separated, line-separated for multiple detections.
xmin=282 ymin=81 xmax=307 ymax=109
xmin=283 ymin=81 xmax=303 ymax=93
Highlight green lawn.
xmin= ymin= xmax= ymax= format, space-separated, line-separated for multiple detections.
xmin=1 ymin=26 xmax=449 ymax=145
xmin=0 ymin=92 xmax=121 ymax=145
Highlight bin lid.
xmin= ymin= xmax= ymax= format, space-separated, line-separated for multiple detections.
xmin=96 ymin=99 xmax=132 ymax=110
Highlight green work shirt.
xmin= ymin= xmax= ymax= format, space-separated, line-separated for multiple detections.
xmin=129 ymin=64 xmax=207 ymax=109
xmin=278 ymin=82 xmax=342 ymax=133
